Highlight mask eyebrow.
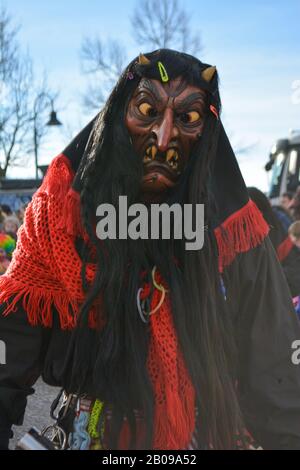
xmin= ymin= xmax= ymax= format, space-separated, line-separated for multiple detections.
xmin=175 ymin=92 xmax=207 ymax=111
xmin=137 ymin=79 xmax=164 ymax=104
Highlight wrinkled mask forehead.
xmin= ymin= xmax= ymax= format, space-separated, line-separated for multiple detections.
xmin=135 ymin=75 xmax=188 ymax=95
xmin=132 ymin=51 xmax=217 ymax=90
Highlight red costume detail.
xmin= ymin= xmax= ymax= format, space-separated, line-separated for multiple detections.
xmin=276 ymin=236 xmax=293 ymax=263
xmin=209 ymin=104 xmax=219 ymax=120
xmin=214 ymin=199 xmax=269 ymax=273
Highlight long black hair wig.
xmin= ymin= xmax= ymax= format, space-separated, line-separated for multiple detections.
xmin=63 ymin=49 xmax=245 ymax=449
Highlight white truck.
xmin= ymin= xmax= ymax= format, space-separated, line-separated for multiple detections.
xmin=266 ymin=130 xmax=300 ymax=204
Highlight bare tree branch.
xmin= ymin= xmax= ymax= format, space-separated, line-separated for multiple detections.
xmin=0 ymin=7 xmax=19 ymax=82
xmin=80 ymin=37 xmax=127 ymax=110
xmin=0 ymin=8 xmax=58 ymax=177
xmin=131 ymin=0 xmax=202 ymax=55
xmin=0 ymin=44 xmax=33 ymax=172
xmin=80 ymin=0 xmax=202 ymax=112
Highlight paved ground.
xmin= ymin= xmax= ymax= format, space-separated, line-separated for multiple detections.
xmin=10 ymin=378 xmax=60 ymax=449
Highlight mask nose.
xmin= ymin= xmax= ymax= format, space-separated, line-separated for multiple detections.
xmin=152 ymin=108 xmax=178 ymax=153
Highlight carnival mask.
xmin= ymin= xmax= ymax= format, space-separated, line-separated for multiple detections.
xmin=125 ymin=76 xmax=207 ymax=198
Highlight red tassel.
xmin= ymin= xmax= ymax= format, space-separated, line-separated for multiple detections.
xmin=0 ymin=276 xmax=79 ymax=329
xmin=277 ymin=236 xmax=293 ymax=262
xmin=214 ymin=199 xmax=269 ymax=272
xmin=152 ymin=384 xmax=195 ymax=449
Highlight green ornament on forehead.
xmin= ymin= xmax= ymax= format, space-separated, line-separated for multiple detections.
xmin=137 ymin=54 xmax=169 ymax=83
xmin=157 ymin=61 xmax=169 ymax=83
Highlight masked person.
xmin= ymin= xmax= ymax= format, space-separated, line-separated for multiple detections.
xmin=1 ymin=49 xmax=300 ymax=451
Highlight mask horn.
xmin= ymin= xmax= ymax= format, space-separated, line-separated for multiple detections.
xmin=201 ymin=66 xmax=216 ymax=82
xmin=138 ymin=53 xmax=151 ymax=65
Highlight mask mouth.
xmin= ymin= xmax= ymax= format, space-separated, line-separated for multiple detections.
xmin=142 ymin=165 xmax=176 ymax=191
xmin=143 ymin=145 xmax=182 ymax=176
xmin=141 ymin=143 xmax=184 ymax=193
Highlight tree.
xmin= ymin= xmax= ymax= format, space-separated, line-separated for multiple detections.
xmin=80 ymin=0 xmax=202 ymax=111
xmin=80 ymin=38 xmax=127 ymax=110
xmin=0 ymin=8 xmax=57 ymax=177
xmin=131 ymin=0 xmax=201 ymax=55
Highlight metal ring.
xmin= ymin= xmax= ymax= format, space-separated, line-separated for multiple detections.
xmin=41 ymin=424 xmax=67 ymax=450
xmin=136 ymin=288 xmax=149 ymax=323
xmin=152 ymin=266 xmax=168 ymax=293
xmin=148 ymin=287 xmax=166 ymax=316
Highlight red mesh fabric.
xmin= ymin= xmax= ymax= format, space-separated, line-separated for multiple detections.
xmin=141 ymin=277 xmax=195 ymax=449
xmin=0 ymin=155 xmax=95 ymax=328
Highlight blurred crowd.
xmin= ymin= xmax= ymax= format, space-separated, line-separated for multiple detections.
xmin=248 ymin=187 xmax=300 ymax=320
xmin=0 ymin=203 xmax=27 ymax=275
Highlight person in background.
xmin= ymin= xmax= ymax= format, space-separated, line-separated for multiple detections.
xmin=289 ymin=187 xmax=300 ymax=221
xmin=0 ymin=205 xmax=12 ymax=218
xmin=248 ymin=187 xmax=300 ymax=297
xmin=288 ymin=221 xmax=300 ymax=320
xmin=273 ymin=204 xmax=293 ymax=232
xmin=0 ymin=204 xmax=13 ymax=231
xmin=16 ymin=203 xmax=28 ymax=225
xmin=280 ymin=192 xmax=293 ymax=213
xmin=0 ymin=249 xmax=10 ymax=275
xmin=0 ymin=233 xmax=16 ymax=275
xmin=3 ymin=215 xmax=20 ymax=242
xmin=288 ymin=221 xmax=300 ymax=249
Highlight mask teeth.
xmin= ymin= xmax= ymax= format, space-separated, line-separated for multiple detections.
xmin=169 ymin=161 xmax=178 ymax=170
xmin=143 ymin=154 xmax=152 ymax=163
xmin=166 ymin=149 xmax=175 ymax=162
xmin=143 ymin=146 xmax=179 ymax=169
xmin=151 ymin=146 xmax=157 ymax=159
xmin=143 ymin=147 xmax=151 ymax=163
xmin=143 ymin=146 xmax=157 ymax=163
xmin=166 ymin=149 xmax=179 ymax=169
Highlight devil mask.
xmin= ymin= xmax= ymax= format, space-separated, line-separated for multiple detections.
xmin=125 ymin=76 xmax=207 ymax=196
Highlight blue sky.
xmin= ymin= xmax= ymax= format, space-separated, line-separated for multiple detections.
xmin=2 ymin=0 xmax=300 ymax=190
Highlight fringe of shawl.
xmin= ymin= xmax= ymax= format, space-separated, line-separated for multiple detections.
xmin=0 ymin=154 xmax=94 ymax=329
xmin=214 ymin=199 xmax=269 ymax=273
xmin=0 ymin=276 xmax=101 ymax=330
xmin=152 ymin=380 xmax=195 ymax=450
xmin=0 ymin=277 xmax=80 ymax=329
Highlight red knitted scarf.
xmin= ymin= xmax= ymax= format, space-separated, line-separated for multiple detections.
xmin=0 ymin=155 xmax=269 ymax=449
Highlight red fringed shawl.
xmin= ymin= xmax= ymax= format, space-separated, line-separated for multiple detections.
xmin=0 ymin=154 xmax=269 ymax=449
